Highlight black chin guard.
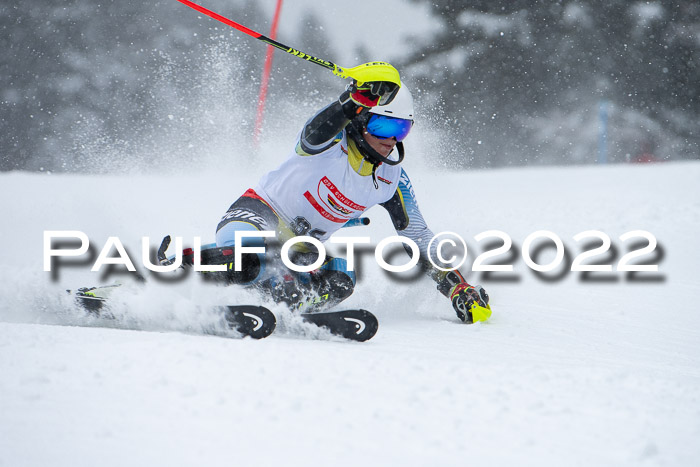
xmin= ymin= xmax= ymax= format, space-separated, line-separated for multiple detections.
xmin=346 ymin=114 xmax=405 ymax=167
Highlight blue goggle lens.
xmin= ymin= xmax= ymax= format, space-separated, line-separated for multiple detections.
xmin=366 ymin=114 xmax=413 ymax=142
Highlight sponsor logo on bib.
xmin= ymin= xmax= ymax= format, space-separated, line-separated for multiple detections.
xmin=303 ymin=176 xmax=366 ymax=223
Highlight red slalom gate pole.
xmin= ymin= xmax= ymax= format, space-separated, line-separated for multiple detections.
xmin=253 ymin=0 xmax=284 ymax=147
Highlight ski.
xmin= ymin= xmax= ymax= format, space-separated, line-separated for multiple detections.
xmin=301 ymin=309 xmax=378 ymax=342
xmin=70 ymin=287 xmax=377 ymax=342
xmin=223 ymin=305 xmax=276 ymax=339
xmin=71 ymin=285 xmax=119 ymax=314
xmin=71 ymin=288 xmax=276 ymax=339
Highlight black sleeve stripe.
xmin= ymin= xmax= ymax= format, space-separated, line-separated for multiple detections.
xmin=298 ymin=131 xmax=343 ymax=156
xmin=380 ymin=189 xmax=409 ymax=231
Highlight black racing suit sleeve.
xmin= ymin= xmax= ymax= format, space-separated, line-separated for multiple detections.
xmin=379 ymin=168 xmax=469 ymax=297
xmin=299 ymin=90 xmax=363 ymax=155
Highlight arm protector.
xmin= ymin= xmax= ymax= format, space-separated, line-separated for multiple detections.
xmin=298 ymin=91 xmax=364 ymax=156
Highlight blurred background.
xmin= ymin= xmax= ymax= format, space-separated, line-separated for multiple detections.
xmin=1 ymin=0 xmax=698 ymax=172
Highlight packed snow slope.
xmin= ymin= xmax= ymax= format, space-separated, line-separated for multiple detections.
xmin=1 ymin=161 xmax=699 ymax=467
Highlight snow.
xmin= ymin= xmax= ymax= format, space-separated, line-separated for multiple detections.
xmin=1 ymin=161 xmax=700 ymax=466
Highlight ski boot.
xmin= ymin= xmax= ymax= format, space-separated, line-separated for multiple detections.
xmin=258 ymin=257 xmax=356 ymax=313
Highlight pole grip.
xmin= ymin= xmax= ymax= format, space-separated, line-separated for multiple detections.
xmin=342 ymin=218 xmax=370 ymax=228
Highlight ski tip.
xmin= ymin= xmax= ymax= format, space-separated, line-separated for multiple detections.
xmin=346 ymin=309 xmax=379 ymax=342
xmin=302 ymin=308 xmax=378 ymax=342
xmin=225 ymin=305 xmax=276 ymax=339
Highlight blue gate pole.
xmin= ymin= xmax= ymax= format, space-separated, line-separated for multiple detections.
xmin=598 ymin=100 xmax=609 ymax=164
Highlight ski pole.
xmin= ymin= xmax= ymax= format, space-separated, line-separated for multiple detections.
xmin=175 ymin=0 xmax=400 ymax=87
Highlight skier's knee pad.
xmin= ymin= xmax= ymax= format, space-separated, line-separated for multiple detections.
xmin=211 ymin=221 xmax=268 ymax=284
xmin=216 ymin=221 xmax=266 ymax=248
xmin=191 ymin=246 xmax=262 ymax=285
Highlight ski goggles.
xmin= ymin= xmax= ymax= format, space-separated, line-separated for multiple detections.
xmin=366 ymin=81 xmax=400 ymax=106
xmin=366 ymin=114 xmax=414 ymax=142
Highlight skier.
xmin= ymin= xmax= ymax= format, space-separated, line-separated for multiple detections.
xmin=215 ymin=63 xmax=491 ymax=324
